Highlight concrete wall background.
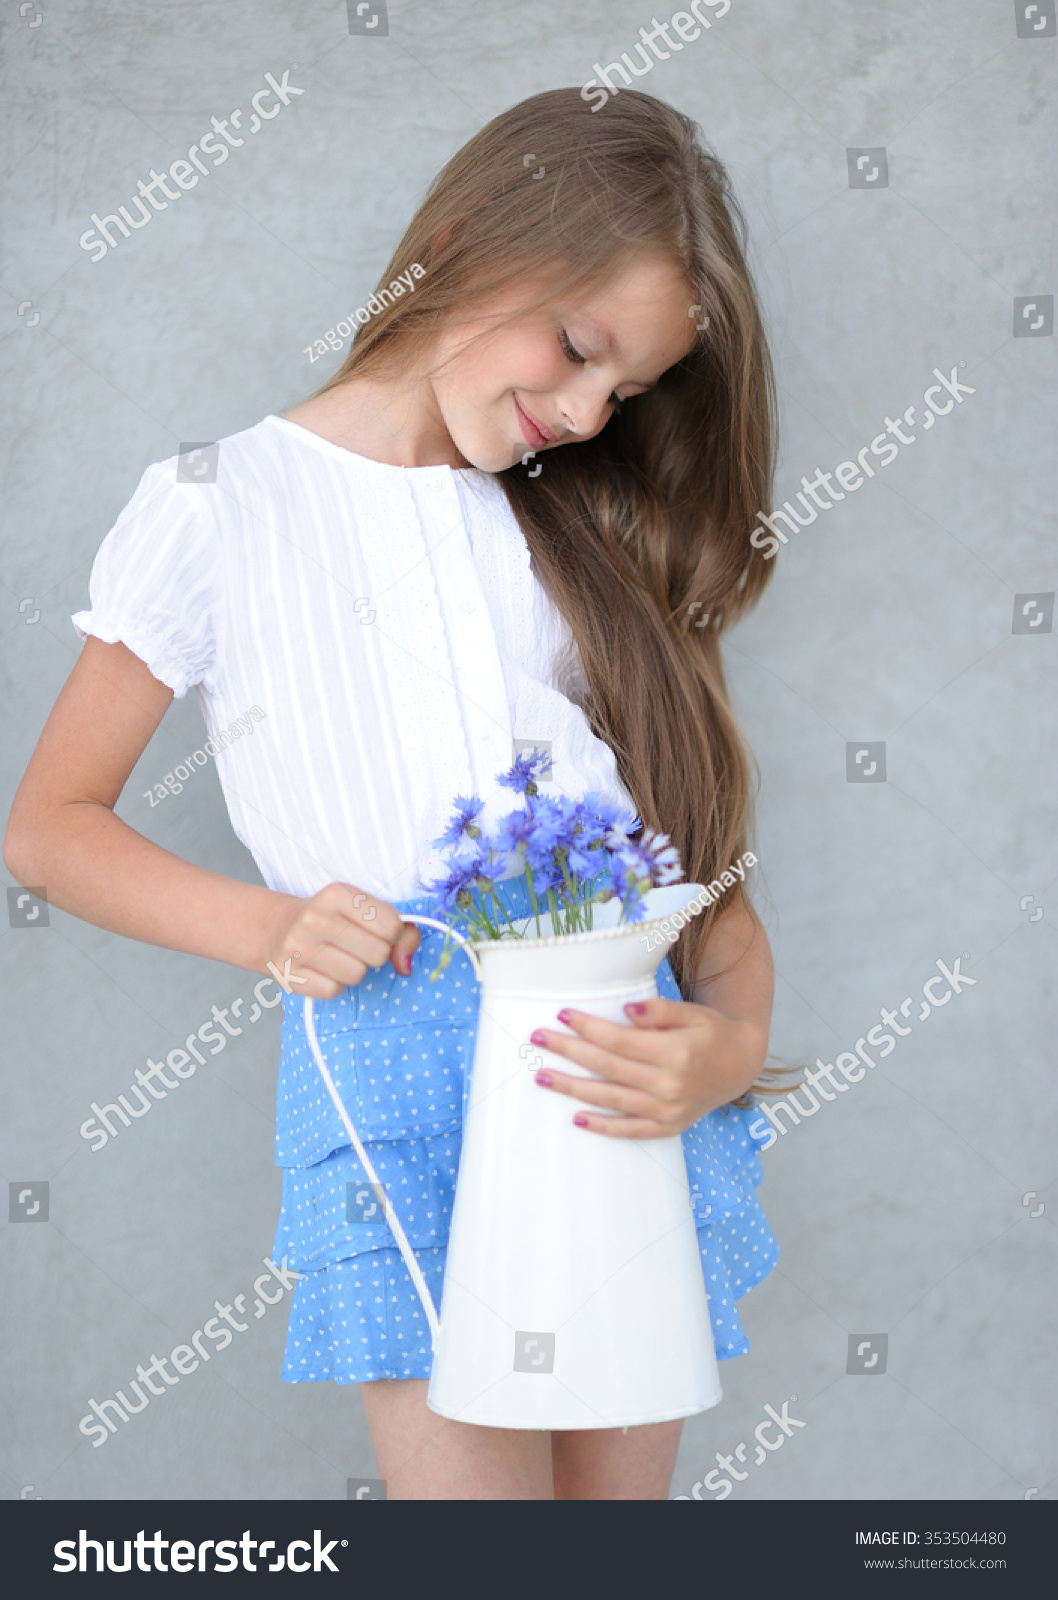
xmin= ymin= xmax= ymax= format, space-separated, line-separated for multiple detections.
xmin=1 ymin=0 xmax=1053 ymax=1501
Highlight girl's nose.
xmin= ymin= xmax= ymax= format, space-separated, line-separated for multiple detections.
xmin=555 ymin=389 xmax=612 ymax=440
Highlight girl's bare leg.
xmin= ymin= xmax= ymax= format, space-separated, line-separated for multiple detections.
xmin=361 ymin=1380 xmax=683 ymax=1500
xmin=551 ymin=1419 xmax=684 ymax=1500
xmin=360 ymin=1380 xmax=554 ymax=1500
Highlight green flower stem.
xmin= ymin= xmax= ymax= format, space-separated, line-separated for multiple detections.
xmin=460 ymin=901 xmax=495 ymax=943
xmin=559 ymin=856 xmax=583 ymax=933
xmin=428 ymin=926 xmax=454 ymax=983
xmin=582 ymin=872 xmax=598 ymax=931
xmin=525 ymin=865 xmax=542 ymax=938
xmin=546 ymin=885 xmax=562 ymax=936
xmin=618 ymin=873 xmax=651 ymax=925
xmin=477 ymin=896 xmax=500 ymax=940
xmin=491 ymin=885 xmax=519 ymax=935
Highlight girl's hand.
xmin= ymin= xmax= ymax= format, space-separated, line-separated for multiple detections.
xmin=262 ymin=883 xmax=421 ymax=1001
xmin=528 ymin=997 xmax=768 ymax=1139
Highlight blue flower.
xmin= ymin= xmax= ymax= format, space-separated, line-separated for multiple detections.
xmin=574 ymin=792 xmax=638 ymax=842
xmin=605 ymin=819 xmax=636 ymax=852
xmin=609 ymin=859 xmax=652 ymax=922
xmin=421 ymin=840 xmax=491 ymax=914
xmin=421 ymin=764 xmax=680 ymax=952
xmin=608 ymin=827 xmax=684 ymax=920
xmin=521 ymin=795 xmax=571 ymax=883
xmin=527 ymin=792 xmax=572 ymax=845
xmin=433 ymin=795 xmax=485 ymax=850
xmin=639 ymin=828 xmax=684 ymax=885
xmin=496 ymin=806 xmax=535 ymax=852
xmin=561 ymin=794 xmax=632 ymax=874
xmin=498 ymin=746 xmax=552 ymax=795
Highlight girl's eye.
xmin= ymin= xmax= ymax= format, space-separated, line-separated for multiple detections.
xmin=559 ymin=329 xmax=586 ymax=364
xmin=560 ymin=330 xmax=622 ymax=411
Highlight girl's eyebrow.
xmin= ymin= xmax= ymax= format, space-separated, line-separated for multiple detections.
xmin=573 ymin=316 xmax=665 ymax=392
xmin=577 ymin=317 xmax=619 ymax=358
xmin=575 ymin=318 xmax=658 ymax=389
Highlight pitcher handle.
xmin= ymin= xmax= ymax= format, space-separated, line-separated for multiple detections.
xmin=299 ymin=916 xmax=481 ymax=1353
xmin=302 ymin=996 xmax=442 ymax=1349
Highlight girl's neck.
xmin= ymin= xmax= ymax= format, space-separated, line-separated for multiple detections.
xmin=283 ymin=370 xmax=469 ymax=470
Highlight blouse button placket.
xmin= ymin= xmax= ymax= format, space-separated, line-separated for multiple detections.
xmin=417 ymin=475 xmax=510 ymax=802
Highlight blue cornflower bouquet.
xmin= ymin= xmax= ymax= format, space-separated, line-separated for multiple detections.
xmin=420 ymin=747 xmax=684 ymax=981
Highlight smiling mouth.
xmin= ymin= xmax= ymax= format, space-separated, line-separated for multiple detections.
xmin=514 ymin=397 xmax=557 ymax=451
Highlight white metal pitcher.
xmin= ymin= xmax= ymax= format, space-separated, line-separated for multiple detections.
xmin=304 ymin=881 xmax=722 ymax=1430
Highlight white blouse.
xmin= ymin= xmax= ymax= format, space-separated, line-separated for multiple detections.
xmin=71 ymin=414 xmax=636 ymax=902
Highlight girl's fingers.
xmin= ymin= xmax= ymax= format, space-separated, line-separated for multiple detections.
xmin=291 ymin=944 xmax=369 ymax=993
xmin=533 ymin=1031 xmax=677 ymax=1092
xmin=622 ymin=996 xmax=698 ymax=1030
xmin=291 ymin=969 xmax=353 ymax=1001
xmin=324 ymin=914 xmax=418 ymax=976
xmin=536 ymin=1067 xmax=669 ymax=1121
xmin=540 ymin=1003 xmax=710 ymax=1066
xmin=279 ymin=911 xmax=423 ymax=997
xmin=304 ymin=884 xmax=405 ymax=968
xmin=571 ymin=1111 xmax=674 ymax=1141
xmin=287 ymin=923 xmax=388 ymax=977
xmin=390 ymin=921 xmax=422 ymax=975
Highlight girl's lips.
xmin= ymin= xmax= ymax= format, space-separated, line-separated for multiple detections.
xmin=514 ymin=396 xmax=555 ymax=451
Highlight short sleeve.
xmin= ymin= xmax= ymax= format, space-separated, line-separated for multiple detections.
xmin=70 ymin=459 xmax=221 ymax=699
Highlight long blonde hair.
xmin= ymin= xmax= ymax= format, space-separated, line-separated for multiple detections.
xmin=314 ymin=88 xmax=778 ymax=1041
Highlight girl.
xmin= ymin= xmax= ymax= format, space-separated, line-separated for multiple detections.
xmin=5 ymin=88 xmax=780 ymax=1500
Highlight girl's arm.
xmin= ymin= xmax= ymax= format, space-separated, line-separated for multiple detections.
xmin=690 ymin=895 xmax=774 ymax=1072
xmin=3 ymin=638 xmax=419 ymax=998
xmin=528 ymin=896 xmax=775 ymax=1138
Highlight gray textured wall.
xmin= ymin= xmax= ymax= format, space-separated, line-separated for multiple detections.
xmin=2 ymin=0 xmax=1054 ymax=1502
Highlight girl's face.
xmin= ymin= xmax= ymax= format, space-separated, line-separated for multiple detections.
xmin=427 ymin=253 xmax=700 ymax=473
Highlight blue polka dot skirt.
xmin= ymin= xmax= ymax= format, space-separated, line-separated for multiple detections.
xmin=273 ymin=877 xmax=779 ymax=1386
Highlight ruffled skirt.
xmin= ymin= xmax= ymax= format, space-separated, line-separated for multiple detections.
xmin=272 ymin=878 xmax=779 ymax=1386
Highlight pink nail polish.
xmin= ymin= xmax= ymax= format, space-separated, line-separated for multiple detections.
xmin=573 ymin=1113 xmax=589 ymax=1127
xmin=535 ymin=1070 xmax=553 ymax=1087
xmin=529 ymin=1029 xmax=547 ymax=1046
xmin=556 ymin=1008 xmax=573 ymax=1025
xmin=626 ymin=1001 xmax=647 ymax=1016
